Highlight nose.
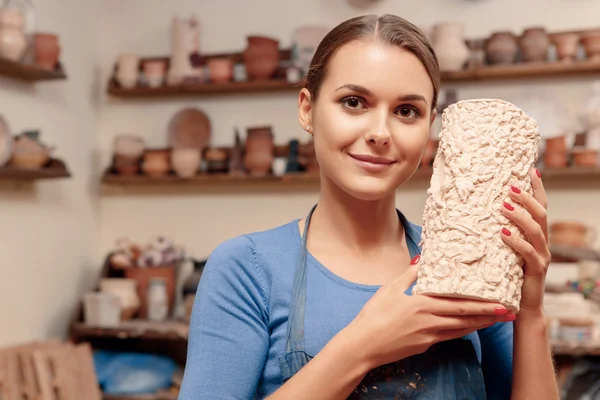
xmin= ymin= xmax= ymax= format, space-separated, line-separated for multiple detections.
xmin=364 ymin=119 xmax=391 ymax=148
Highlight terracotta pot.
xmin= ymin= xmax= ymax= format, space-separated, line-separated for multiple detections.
xmin=519 ymin=27 xmax=549 ymax=62
xmin=114 ymin=154 xmax=140 ymax=175
xmin=550 ymin=33 xmax=580 ymax=63
xmin=124 ymin=266 xmax=176 ymax=319
xmin=34 ymin=33 xmax=60 ymax=70
xmin=543 ymin=136 xmax=567 ymax=168
xmin=485 ymin=32 xmax=518 ymax=65
xmin=550 ymin=222 xmax=596 ymax=248
xmin=431 ymin=22 xmax=469 ymax=71
xmin=244 ymin=126 xmax=274 ymax=176
xmin=581 ymin=32 xmax=600 ymax=61
xmin=0 ymin=8 xmax=26 ymax=61
xmin=572 ymin=148 xmax=598 ymax=167
xmin=242 ymin=36 xmax=280 ymax=80
xmin=142 ymin=149 xmax=171 ymax=177
xmin=207 ymin=57 xmax=233 ymax=83
xmin=171 ymin=148 xmax=201 ymax=178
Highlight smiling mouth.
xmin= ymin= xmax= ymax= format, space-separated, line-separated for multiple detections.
xmin=349 ymin=153 xmax=396 ymax=172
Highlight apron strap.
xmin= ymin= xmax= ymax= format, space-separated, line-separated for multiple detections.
xmin=284 ymin=203 xmax=317 ymax=353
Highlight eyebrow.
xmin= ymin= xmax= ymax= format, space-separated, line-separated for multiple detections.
xmin=334 ymin=84 xmax=429 ymax=105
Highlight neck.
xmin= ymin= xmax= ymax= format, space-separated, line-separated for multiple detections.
xmin=308 ymin=176 xmax=403 ymax=251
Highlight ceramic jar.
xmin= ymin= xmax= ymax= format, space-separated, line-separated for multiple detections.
xmin=244 ymin=126 xmax=274 ymax=176
xmin=142 ymin=59 xmax=166 ymax=88
xmin=431 ymin=22 xmax=469 ymax=71
xmin=485 ymin=32 xmax=518 ymax=65
xmin=142 ymin=149 xmax=170 ymax=177
xmin=519 ymin=27 xmax=549 ymax=63
xmin=34 ymin=33 xmax=60 ymax=70
xmin=98 ymin=278 xmax=140 ymax=321
xmin=550 ymin=33 xmax=580 ymax=63
xmin=543 ymin=136 xmax=567 ymax=168
xmin=207 ymin=57 xmax=233 ymax=83
xmin=116 ymin=53 xmax=139 ymax=89
xmin=171 ymin=148 xmax=201 ymax=178
xmin=242 ymin=36 xmax=280 ymax=80
xmin=0 ymin=8 xmax=26 ymax=61
xmin=581 ymin=32 xmax=600 ymax=61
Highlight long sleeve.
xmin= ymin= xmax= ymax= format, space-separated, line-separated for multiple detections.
xmin=478 ymin=321 xmax=514 ymax=400
xmin=179 ymin=236 xmax=271 ymax=400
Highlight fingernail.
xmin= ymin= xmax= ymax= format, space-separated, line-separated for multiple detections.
xmin=510 ymin=186 xmax=521 ymax=194
xmin=505 ymin=313 xmax=516 ymax=322
xmin=410 ymin=255 xmax=421 ymax=265
xmin=503 ymin=202 xmax=514 ymax=211
xmin=536 ymin=168 xmax=541 ymax=179
xmin=494 ymin=307 xmax=508 ymax=315
xmin=501 ymin=227 xmax=512 ymax=236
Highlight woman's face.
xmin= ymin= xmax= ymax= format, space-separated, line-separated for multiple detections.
xmin=299 ymin=39 xmax=436 ymax=201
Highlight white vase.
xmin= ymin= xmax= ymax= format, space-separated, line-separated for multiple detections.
xmin=171 ymin=148 xmax=201 ymax=178
xmin=0 ymin=8 xmax=26 ymax=61
xmin=432 ymin=22 xmax=469 ymax=72
xmin=116 ymin=53 xmax=139 ymax=89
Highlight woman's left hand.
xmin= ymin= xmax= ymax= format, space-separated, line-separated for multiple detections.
xmin=500 ymin=167 xmax=551 ymax=314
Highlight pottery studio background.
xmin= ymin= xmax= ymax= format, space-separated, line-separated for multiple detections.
xmin=1 ymin=0 xmax=600 ymax=398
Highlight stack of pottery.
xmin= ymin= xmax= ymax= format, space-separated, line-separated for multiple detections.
xmin=431 ymin=22 xmax=469 ymax=72
xmin=242 ymin=36 xmax=280 ymax=80
xmin=519 ymin=27 xmax=549 ymax=63
xmin=0 ymin=7 xmax=26 ymax=61
xmin=34 ymin=33 xmax=59 ymax=70
xmin=485 ymin=32 xmax=518 ymax=65
xmin=244 ymin=126 xmax=274 ymax=176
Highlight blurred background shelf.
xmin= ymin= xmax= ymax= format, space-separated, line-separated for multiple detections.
xmin=0 ymin=57 xmax=66 ymax=82
xmin=103 ymin=393 xmax=177 ymax=400
xmin=70 ymin=320 xmax=189 ymax=341
xmin=0 ymin=158 xmax=71 ymax=181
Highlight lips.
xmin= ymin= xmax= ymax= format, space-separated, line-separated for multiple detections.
xmin=349 ymin=153 xmax=396 ymax=172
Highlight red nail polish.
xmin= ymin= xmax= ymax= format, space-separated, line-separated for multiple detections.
xmin=510 ymin=186 xmax=521 ymax=194
xmin=494 ymin=307 xmax=508 ymax=315
xmin=505 ymin=313 xmax=516 ymax=322
xmin=503 ymin=202 xmax=514 ymax=211
xmin=502 ymin=228 xmax=512 ymax=236
xmin=536 ymin=168 xmax=541 ymax=179
xmin=410 ymin=255 xmax=421 ymax=265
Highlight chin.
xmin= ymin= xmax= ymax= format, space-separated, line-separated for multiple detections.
xmin=336 ymin=175 xmax=400 ymax=202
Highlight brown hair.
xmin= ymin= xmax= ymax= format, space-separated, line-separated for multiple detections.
xmin=305 ymin=14 xmax=440 ymax=110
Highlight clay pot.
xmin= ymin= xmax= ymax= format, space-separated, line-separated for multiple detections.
xmin=0 ymin=8 xmax=26 ymax=61
xmin=485 ymin=32 xmax=518 ymax=65
xmin=550 ymin=33 xmax=580 ymax=63
xmin=431 ymin=22 xmax=470 ymax=71
xmin=142 ymin=149 xmax=171 ymax=177
xmin=99 ymin=278 xmax=140 ymax=321
xmin=572 ymin=148 xmax=598 ymax=167
xmin=113 ymin=154 xmax=140 ymax=175
xmin=550 ymin=222 xmax=596 ymax=248
xmin=244 ymin=126 xmax=274 ymax=176
xmin=519 ymin=27 xmax=549 ymax=63
xmin=34 ymin=33 xmax=60 ymax=70
xmin=242 ymin=36 xmax=280 ymax=80
xmin=171 ymin=148 xmax=201 ymax=178
xmin=207 ymin=57 xmax=233 ymax=83
xmin=581 ymin=32 xmax=600 ymax=61
xmin=543 ymin=136 xmax=567 ymax=168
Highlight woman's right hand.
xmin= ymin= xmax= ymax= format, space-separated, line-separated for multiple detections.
xmin=345 ymin=256 xmax=515 ymax=370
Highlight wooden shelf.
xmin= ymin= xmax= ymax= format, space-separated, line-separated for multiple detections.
xmin=442 ymin=59 xmax=600 ymax=82
xmin=551 ymin=340 xmax=600 ymax=356
xmin=100 ymin=166 xmax=600 ymax=190
xmin=0 ymin=158 xmax=71 ymax=181
xmin=70 ymin=320 xmax=189 ymax=341
xmin=0 ymin=57 xmax=66 ymax=82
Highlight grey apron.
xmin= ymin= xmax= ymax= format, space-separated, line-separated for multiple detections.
xmin=279 ymin=205 xmax=487 ymax=399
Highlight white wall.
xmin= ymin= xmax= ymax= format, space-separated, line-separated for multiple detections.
xmin=97 ymin=0 xmax=600 ymax=261
xmin=0 ymin=1 xmax=101 ymax=346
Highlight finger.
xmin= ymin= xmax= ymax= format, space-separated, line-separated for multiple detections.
xmin=432 ymin=314 xmax=515 ymax=331
xmin=500 ymin=228 xmax=547 ymax=276
xmin=509 ymin=169 xmax=548 ymax=241
xmin=393 ymin=255 xmax=420 ymax=292
xmin=421 ymin=296 xmax=509 ymax=316
xmin=501 ymin=199 xmax=549 ymax=258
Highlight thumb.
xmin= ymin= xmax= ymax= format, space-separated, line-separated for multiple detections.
xmin=394 ymin=255 xmax=420 ymax=292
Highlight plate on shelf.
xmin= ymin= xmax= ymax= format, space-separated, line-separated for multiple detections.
xmin=167 ymin=108 xmax=211 ymax=150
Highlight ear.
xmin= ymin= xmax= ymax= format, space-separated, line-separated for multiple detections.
xmin=298 ymin=88 xmax=314 ymax=135
xmin=429 ymin=108 xmax=438 ymax=127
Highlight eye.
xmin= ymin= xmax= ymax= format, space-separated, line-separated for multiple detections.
xmin=340 ymin=96 xmax=366 ymax=110
xmin=396 ymin=105 xmax=421 ymax=119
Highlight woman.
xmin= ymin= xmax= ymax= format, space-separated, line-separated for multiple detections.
xmin=179 ymin=14 xmax=558 ymax=400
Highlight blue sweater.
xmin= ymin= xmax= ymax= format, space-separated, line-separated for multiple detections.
xmin=179 ymin=219 xmax=513 ymax=399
